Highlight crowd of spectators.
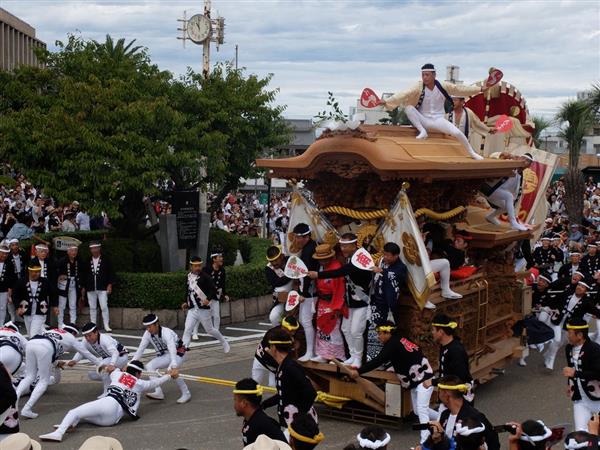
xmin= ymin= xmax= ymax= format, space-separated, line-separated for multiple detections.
xmin=0 ymin=172 xmax=108 ymax=241
xmin=208 ymin=191 xmax=291 ymax=242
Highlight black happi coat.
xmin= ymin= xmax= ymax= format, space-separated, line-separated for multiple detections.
xmin=359 ymin=334 xmax=434 ymax=389
xmin=566 ymin=338 xmax=600 ymax=402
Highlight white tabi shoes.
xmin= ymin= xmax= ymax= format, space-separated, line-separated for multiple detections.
xmin=223 ymin=340 xmax=231 ymax=354
xmin=20 ymin=407 xmax=38 ymax=419
xmin=176 ymin=392 xmax=192 ymax=404
xmin=441 ymin=290 xmax=463 ymax=300
xmin=39 ymin=431 xmax=64 ymax=442
xmin=146 ymin=390 xmax=165 ymax=400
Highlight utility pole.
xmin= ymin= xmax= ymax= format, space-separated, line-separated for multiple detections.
xmin=176 ymin=0 xmax=226 ymax=262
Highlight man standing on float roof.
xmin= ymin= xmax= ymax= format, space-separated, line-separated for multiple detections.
xmin=380 ymin=63 xmax=488 ymax=160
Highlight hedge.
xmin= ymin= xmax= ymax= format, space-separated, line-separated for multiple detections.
xmin=21 ymin=231 xmax=161 ymax=273
xmin=111 ymin=236 xmax=272 ymax=309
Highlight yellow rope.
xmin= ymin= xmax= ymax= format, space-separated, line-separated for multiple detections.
xmin=414 ymin=206 xmax=465 ymax=220
xmin=156 ymin=372 xmax=351 ymax=409
xmin=322 ymin=205 xmax=465 ymax=221
xmin=321 ymin=205 xmax=389 ymax=220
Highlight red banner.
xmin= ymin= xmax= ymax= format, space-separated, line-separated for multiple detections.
xmin=517 ymin=161 xmax=548 ymax=222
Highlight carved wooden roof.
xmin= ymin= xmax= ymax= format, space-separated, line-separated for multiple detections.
xmin=256 ymin=125 xmax=524 ymax=181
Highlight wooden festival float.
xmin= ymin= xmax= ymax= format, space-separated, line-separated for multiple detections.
xmin=255 ymin=82 xmax=555 ymax=423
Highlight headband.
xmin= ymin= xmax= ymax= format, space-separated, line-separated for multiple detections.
xmin=266 ymin=246 xmax=283 ymax=262
xmin=565 ymin=439 xmax=592 ymax=450
xmin=127 ymin=361 xmax=144 ymax=372
xmin=268 ymin=340 xmax=293 ymax=345
xmin=89 ymin=243 xmax=101 ymax=248
xmin=421 ymin=68 xmax=436 ymax=72
xmin=455 ymin=423 xmax=486 ymax=436
xmin=3 ymin=321 xmax=18 ymax=332
xmin=210 ymin=253 xmax=222 ymax=258
xmin=519 ymin=421 xmax=552 ymax=443
xmin=578 ymin=281 xmax=591 ymax=289
xmin=339 ymin=238 xmax=358 ymax=244
xmin=142 ymin=316 xmax=159 ymax=326
xmin=233 ymin=386 xmax=263 ymax=396
xmin=282 ymin=319 xmax=299 ymax=332
xmin=538 ymin=275 xmax=552 ymax=284
xmin=189 ymin=260 xmax=203 ymax=265
xmin=356 ymin=432 xmax=391 ymax=449
xmin=288 ymin=425 xmax=325 ymax=444
xmin=567 ymin=323 xmax=589 ymax=330
xmin=376 ymin=325 xmax=396 ymax=332
xmin=295 ymin=227 xmax=311 ymax=237
xmin=432 ymin=321 xmax=458 ymax=329
xmin=437 ymin=383 xmax=469 ymax=393
xmin=35 ymin=244 xmax=48 ymax=250
xmin=0 ymin=247 xmax=9 ymax=253
xmin=82 ymin=325 xmax=97 ymax=335
xmin=63 ymin=324 xmax=79 ymax=335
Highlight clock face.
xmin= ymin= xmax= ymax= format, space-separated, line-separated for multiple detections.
xmin=187 ymin=14 xmax=211 ymax=44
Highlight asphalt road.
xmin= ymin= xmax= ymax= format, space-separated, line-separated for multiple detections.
xmin=13 ymin=319 xmax=574 ymax=450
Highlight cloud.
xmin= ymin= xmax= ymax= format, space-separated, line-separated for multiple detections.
xmin=3 ymin=0 xmax=599 ymax=119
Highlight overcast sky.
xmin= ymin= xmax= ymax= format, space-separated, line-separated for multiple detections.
xmin=4 ymin=0 xmax=600 ymax=119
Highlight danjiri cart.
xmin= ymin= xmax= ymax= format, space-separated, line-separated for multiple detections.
xmin=255 ymin=83 xmax=555 ymax=423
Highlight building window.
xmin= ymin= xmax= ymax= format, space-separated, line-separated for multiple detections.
xmin=594 ymin=127 xmax=600 ymax=136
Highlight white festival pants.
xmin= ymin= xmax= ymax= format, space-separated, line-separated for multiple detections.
xmin=16 ymin=340 xmax=54 ymax=410
xmin=269 ymin=303 xmax=285 ymax=327
xmin=0 ymin=292 xmax=8 ymax=325
xmin=574 ymin=398 xmax=600 ymax=432
xmin=87 ymin=355 xmax=129 ymax=392
xmin=299 ymin=297 xmax=317 ymax=358
xmin=543 ymin=327 xmax=566 ymax=369
xmin=87 ymin=290 xmax=109 ymax=329
xmin=145 ymin=353 xmax=189 ymax=397
xmin=193 ymin=300 xmax=221 ymax=335
xmin=251 ymin=358 xmax=276 ymax=387
xmin=429 ymin=259 xmax=452 ymax=293
xmin=55 ymin=397 xmax=124 ymax=436
xmin=341 ymin=306 xmax=368 ymax=361
xmin=487 ymin=188 xmax=518 ymax=224
xmin=409 ymin=381 xmax=435 ymax=443
xmin=24 ymin=314 xmax=46 ymax=338
xmin=58 ymin=284 xmax=78 ymax=328
xmin=404 ymin=106 xmax=480 ymax=158
xmin=183 ymin=307 xmax=228 ymax=350
xmin=0 ymin=345 xmax=23 ymax=375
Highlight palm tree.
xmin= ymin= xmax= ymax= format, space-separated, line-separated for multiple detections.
xmin=555 ymin=99 xmax=594 ymax=225
xmin=94 ymin=35 xmax=144 ymax=62
xmin=587 ymin=82 xmax=600 ymax=121
xmin=531 ymin=115 xmax=552 ymax=148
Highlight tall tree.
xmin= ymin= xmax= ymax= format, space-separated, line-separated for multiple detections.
xmin=555 ymin=99 xmax=594 ymax=225
xmin=172 ymin=64 xmax=291 ymax=212
xmin=0 ymin=36 xmax=288 ymax=231
xmin=379 ymin=107 xmax=410 ymax=126
xmin=531 ymin=115 xmax=552 ymax=148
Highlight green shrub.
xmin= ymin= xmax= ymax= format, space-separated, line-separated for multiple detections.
xmin=21 ymin=231 xmax=161 ymax=273
xmin=111 ymin=235 xmax=273 ymax=308
xmin=208 ymin=229 xmax=239 ymax=265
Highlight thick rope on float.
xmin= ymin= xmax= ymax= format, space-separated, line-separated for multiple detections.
xmin=414 ymin=206 xmax=465 ymax=220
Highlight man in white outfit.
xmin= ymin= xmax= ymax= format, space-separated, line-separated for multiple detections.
xmin=38 ymin=360 xmax=179 ymax=442
xmin=131 ymin=314 xmax=191 ymax=404
xmin=381 ymin=63 xmax=487 ymax=160
xmin=0 ymin=244 xmax=16 ymax=326
xmin=0 ymin=321 xmax=27 ymax=375
xmin=67 ymin=322 xmax=129 ymax=396
xmin=14 ymin=262 xmax=55 ymax=338
xmin=16 ymin=323 xmax=102 ymax=419
xmin=84 ymin=242 xmax=115 ymax=332
xmin=482 ymin=153 xmax=533 ymax=231
xmin=181 ymin=257 xmax=230 ymax=353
